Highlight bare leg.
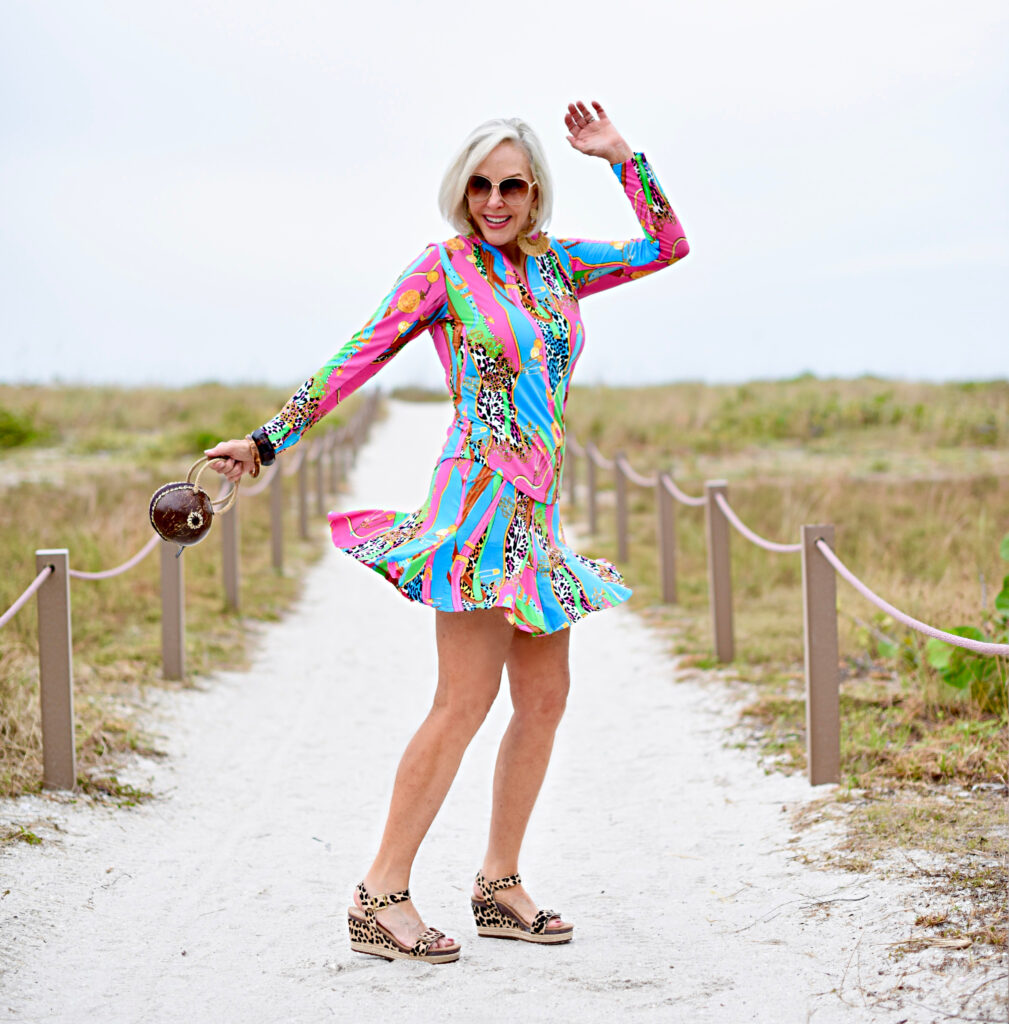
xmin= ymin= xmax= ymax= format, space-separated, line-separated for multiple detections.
xmin=476 ymin=626 xmax=572 ymax=931
xmin=356 ymin=608 xmax=516 ymax=950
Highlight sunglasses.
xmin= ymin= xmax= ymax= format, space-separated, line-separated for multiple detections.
xmin=465 ymin=174 xmax=537 ymax=206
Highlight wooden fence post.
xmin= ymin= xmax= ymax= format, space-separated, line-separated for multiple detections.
xmin=160 ymin=540 xmax=185 ymax=681
xmin=802 ymin=525 xmax=841 ymax=785
xmin=615 ymin=454 xmax=629 ymax=563
xmin=221 ymin=498 xmax=239 ymax=612
xmin=657 ymin=477 xmax=678 ymax=604
xmin=270 ymin=457 xmax=284 ymax=572
xmin=34 ymin=549 xmax=76 ymax=790
xmin=298 ymin=453 xmax=310 ymax=540
xmin=315 ymin=440 xmax=326 ymax=516
xmin=586 ymin=445 xmax=598 ymax=536
xmin=329 ymin=432 xmax=340 ymax=495
xmin=705 ymin=480 xmax=734 ymax=662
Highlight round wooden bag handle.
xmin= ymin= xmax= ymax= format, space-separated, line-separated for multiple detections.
xmin=187 ymin=456 xmax=241 ymax=515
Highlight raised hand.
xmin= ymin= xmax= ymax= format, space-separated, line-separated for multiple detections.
xmin=564 ymin=100 xmax=633 ymax=165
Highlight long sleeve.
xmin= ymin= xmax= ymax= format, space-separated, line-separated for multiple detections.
xmin=558 ymin=152 xmax=689 ymax=299
xmin=260 ymin=244 xmax=448 ymax=453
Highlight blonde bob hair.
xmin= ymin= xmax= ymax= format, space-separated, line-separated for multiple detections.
xmin=438 ymin=117 xmax=553 ymax=237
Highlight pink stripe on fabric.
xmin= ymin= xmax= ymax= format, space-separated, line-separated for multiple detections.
xmin=447 ymin=474 xmax=503 ymax=610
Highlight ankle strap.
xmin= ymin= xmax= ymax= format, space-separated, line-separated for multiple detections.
xmin=476 ymin=870 xmax=521 ymax=903
xmin=357 ymin=881 xmax=411 ymax=918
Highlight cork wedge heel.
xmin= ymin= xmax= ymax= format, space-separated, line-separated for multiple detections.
xmin=348 ymin=882 xmax=461 ymax=964
xmin=470 ymin=871 xmax=573 ymax=944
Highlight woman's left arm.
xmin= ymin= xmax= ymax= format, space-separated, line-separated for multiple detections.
xmin=558 ymin=100 xmax=690 ymax=299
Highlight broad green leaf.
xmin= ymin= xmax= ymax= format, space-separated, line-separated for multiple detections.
xmin=926 ymin=637 xmax=952 ymax=670
xmin=942 ymin=665 xmax=971 ymax=689
xmin=1000 ymin=533 xmax=1009 ymax=562
xmin=878 ymin=639 xmax=898 ymax=660
xmin=951 ymin=625 xmax=987 ymax=642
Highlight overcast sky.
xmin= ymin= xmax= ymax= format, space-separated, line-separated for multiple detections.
xmin=2 ymin=1 xmax=1007 ymax=392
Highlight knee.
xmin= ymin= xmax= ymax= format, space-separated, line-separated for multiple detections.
xmin=512 ymin=676 xmax=569 ymax=728
xmin=431 ymin=679 xmax=500 ymax=735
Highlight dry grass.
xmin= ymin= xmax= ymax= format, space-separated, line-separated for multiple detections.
xmin=0 ymin=384 xmax=360 ymax=802
xmin=564 ymin=378 xmax=1008 ymax=749
xmin=564 ymin=377 xmax=1009 ymax=948
xmin=567 ymin=376 xmax=1009 ymax=461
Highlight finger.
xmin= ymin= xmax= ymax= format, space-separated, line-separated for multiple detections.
xmin=567 ymin=102 xmax=585 ymax=126
xmin=576 ymin=100 xmax=593 ymax=122
xmin=591 ymin=100 xmax=607 ymax=120
xmin=564 ymin=112 xmax=578 ymax=131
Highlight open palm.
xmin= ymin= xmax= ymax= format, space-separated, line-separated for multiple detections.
xmin=564 ymin=100 xmax=632 ymax=164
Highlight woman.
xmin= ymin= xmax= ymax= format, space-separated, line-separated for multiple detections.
xmin=207 ymin=100 xmax=689 ymax=964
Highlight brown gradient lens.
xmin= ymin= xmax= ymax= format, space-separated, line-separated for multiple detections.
xmin=466 ymin=175 xmax=532 ymax=206
xmin=466 ymin=175 xmax=492 ymax=201
xmin=498 ymin=178 xmax=531 ymax=203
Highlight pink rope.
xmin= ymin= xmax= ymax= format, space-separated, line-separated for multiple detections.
xmin=282 ymin=447 xmax=306 ymax=476
xmin=242 ymin=462 xmax=278 ymax=497
xmin=714 ymin=493 xmax=802 ymax=554
xmin=587 ymin=443 xmax=615 ymax=471
xmin=659 ymin=473 xmax=705 ymax=508
xmin=0 ymin=566 xmax=54 ymax=630
xmin=68 ymin=534 xmax=160 ymax=580
xmin=617 ymin=456 xmax=658 ymax=488
xmin=815 ymin=539 xmax=1009 ymax=657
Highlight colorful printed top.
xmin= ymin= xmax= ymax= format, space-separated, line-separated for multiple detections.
xmin=261 ymin=152 xmax=689 ymax=504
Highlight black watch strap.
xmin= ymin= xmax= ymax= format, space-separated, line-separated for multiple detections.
xmin=250 ymin=427 xmax=277 ymax=466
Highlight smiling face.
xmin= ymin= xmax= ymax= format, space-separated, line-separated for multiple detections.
xmin=466 ymin=141 xmax=537 ymax=249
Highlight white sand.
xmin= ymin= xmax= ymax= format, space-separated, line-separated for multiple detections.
xmin=1 ymin=400 xmax=1003 ymax=1024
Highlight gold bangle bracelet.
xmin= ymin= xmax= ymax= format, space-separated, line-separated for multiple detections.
xmin=244 ymin=435 xmax=262 ymax=478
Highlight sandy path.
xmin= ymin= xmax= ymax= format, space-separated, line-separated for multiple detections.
xmin=0 ymin=400 xmax=999 ymax=1023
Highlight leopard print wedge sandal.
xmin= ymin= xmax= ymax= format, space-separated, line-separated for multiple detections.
xmin=471 ymin=871 xmax=573 ymax=944
xmin=348 ymin=882 xmax=461 ymax=963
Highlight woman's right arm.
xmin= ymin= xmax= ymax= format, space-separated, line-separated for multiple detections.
xmin=207 ymin=244 xmax=447 ymax=479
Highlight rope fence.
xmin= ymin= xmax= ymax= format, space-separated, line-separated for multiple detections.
xmin=0 ymin=566 xmax=54 ymax=631
xmin=241 ymin=461 xmax=277 ymax=498
xmin=67 ymin=534 xmax=161 ymax=580
xmin=0 ymin=391 xmax=381 ymax=792
xmin=815 ymin=539 xmax=1009 ymax=658
xmin=713 ymin=492 xmax=802 ymax=554
xmin=564 ymin=433 xmax=1008 ymax=786
xmin=660 ymin=473 xmax=705 ymax=507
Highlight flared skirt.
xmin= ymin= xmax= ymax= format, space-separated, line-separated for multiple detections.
xmin=327 ymin=457 xmax=631 ymax=636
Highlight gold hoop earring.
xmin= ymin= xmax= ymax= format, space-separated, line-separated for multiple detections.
xmin=517 ymin=212 xmax=550 ymax=257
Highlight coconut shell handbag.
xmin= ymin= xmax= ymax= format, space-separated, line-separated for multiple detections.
xmin=149 ymin=456 xmax=240 ymax=551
